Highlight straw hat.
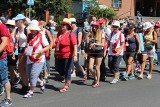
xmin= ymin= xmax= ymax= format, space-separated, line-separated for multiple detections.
xmin=61 ymin=18 xmax=71 ymax=26
xmin=27 ymin=20 xmax=41 ymax=31
xmin=6 ymin=20 xmax=15 ymax=26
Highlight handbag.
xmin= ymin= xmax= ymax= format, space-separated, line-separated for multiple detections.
xmin=94 ymin=46 xmax=103 ymax=52
xmin=145 ymin=45 xmax=153 ymax=50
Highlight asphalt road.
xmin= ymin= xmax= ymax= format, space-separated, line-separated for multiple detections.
xmin=1 ymin=50 xmax=160 ymax=107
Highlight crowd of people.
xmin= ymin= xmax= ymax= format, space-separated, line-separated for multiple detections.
xmin=0 ymin=14 xmax=160 ymax=106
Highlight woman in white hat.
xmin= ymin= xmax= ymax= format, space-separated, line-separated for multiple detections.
xmin=23 ymin=20 xmax=50 ymax=98
xmin=107 ymin=21 xmax=125 ymax=84
xmin=55 ymin=18 xmax=77 ymax=93
xmin=138 ymin=22 xmax=157 ymax=79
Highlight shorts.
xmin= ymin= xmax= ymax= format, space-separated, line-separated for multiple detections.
xmin=108 ymin=55 xmax=122 ymax=72
xmin=0 ymin=57 xmax=9 ymax=85
xmin=89 ymin=49 xmax=104 ymax=58
xmin=7 ymin=55 xmax=18 ymax=66
xmin=18 ymin=47 xmax=25 ymax=53
xmin=142 ymin=47 xmax=155 ymax=57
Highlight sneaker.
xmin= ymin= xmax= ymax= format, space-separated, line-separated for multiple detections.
xmin=0 ymin=85 xmax=4 ymax=96
xmin=24 ymin=92 xmax=33 ymax=98
xmin=122 ymin=73 xmax=128 ymax=81
xmin=40 ymin=80 xmax=45 ymax=93
xmin=147 ymin=74 xmax=152 ymax=79
xmin=128 ymin=74 xmax=135 ymax=80
xmin=83 ymin=74 xmax=87 ymax=81
xmin=14 ymin=77 xmax=21 ymax=85
xmin=0 ymin=98 xmax=12 ymax=106
xmin=137 ymin=74 xmax=143 ymax=79
xmin=110 ymin=78 xmax=119 ymax=84
xmin=71 ymin=72 xmax=76 ymax=77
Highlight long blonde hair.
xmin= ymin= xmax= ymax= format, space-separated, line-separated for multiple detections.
xmin=91 ymin=27 xmax=102 ymax=43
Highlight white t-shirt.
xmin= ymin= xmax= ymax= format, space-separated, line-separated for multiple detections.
xmin=108 ymin=31 xmax=125 ymax=55
xmin=27 ymin=34 xmax=49 ymax=64
xmin=16 ymin=27 xmax=27 ymax=47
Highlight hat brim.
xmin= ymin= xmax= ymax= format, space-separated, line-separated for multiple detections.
xmin=61 ymin=21 xmax=71 ymax=27
xmin=27 ymin=25 xmax=41 ymax=31
xmin=143 ymin=26 xmax=153 ymax=30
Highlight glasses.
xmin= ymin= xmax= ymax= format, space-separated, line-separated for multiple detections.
xmin=62 ymin=24 xmax=67 ymax=26
xmin=112 ymin=26 xmax=119 ymax=28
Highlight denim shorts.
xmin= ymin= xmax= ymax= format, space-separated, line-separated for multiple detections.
xmin=0 ymin=57 xmax=9 ymax=85
xmin=108 ymin=55 xmax=122 ymax=72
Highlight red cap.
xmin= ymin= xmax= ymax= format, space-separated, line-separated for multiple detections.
xmin=155 ymin=22 xmax=160 ymax=27
xmin=91 ymin=21 xmax=100 ymax=26
xmin=98 ymin=18 xmax=106 ymax=24
xmin=38 ymin=21 xmax=43 ymax=26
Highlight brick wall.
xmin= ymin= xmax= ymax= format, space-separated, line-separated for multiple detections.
xmin=98 ymin=0 xmax=135 ymax=17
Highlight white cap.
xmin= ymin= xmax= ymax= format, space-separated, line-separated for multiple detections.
xmin=70 ymin=18 xmax=76 ymax=23
xmin=112 ymin=21 xmax=120 ymax=27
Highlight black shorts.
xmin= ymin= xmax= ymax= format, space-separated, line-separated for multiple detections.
xmin=18 ymin=47 xmax=25 ymax=53
xmin=7 ymin=55 xmax=18 ymax=66
xmin=89 ymin=49 xmax=104 ymax=58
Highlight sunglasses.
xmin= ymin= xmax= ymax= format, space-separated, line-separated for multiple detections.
xmin=112 ymin=26 xmax=119 ymax=28
xmin=62 ymin=24 xmax=67 ymax=26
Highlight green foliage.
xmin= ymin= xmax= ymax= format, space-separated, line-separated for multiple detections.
xmin=83 ymin=0 xmax=117 ymax=19
xmin=0 ymin=0 xmax=72 ymax=21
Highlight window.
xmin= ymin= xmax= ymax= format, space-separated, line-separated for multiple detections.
xmin=112 ymin=0 xmax=122 ymax=9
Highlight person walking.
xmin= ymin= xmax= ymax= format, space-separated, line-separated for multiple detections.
xmin=107 ymin=21 xmax=125 ymax=84
xmin=138 ymin=22 xmax=157 ymax=79
xmin=55 ymin=18 xmax=77 ymax=93
xmin=0 ymin=20 xmax=12 ymax=106
xmin=23 ymin=20 xmax=50 ymax=98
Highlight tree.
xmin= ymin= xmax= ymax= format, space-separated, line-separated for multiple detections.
xmin=84 ymin=0 xmax=117 ymax=19
xmin=0 ymin=0 xmax=72 ymax=21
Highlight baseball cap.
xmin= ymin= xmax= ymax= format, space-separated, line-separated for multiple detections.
xmin=13 ymin=14 xmax=26 ymax=21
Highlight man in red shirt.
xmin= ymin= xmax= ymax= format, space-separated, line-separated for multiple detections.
xmin=0 ymin=21 xmax=12 ymax=106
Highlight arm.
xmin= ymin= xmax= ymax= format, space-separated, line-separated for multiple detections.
xmin=78 ymin=32 xmax=82 ymax=47
xmin=73 ymin=44 xmax=78 ymax=62
xmin=46 ymin=30 xmax=54 ymax=49
xmin=0 ymin=37 xmax=8 ymax=53
xmin=135 ymin=34 xmax=141 ymax=53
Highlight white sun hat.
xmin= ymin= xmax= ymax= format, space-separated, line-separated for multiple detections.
xmin=6 ymin=20 xmax=15 ymax=26
xmin=27 ymin=20 xmax=41 ymax=31
xmin=143 ymin=22 xmax=153 ymax=30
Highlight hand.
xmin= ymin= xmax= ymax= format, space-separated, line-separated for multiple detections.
xmin=74 ymin=56 xmax=78 ymax=62
xmin=115 ymin=50 xmax=121 ymax=56
xmin=81 ymin=50 xmax=85 ymax=55
xmin=90 ymin=43 xmax=95 ymax=49
xmin=12 ymin=54 xmax=16 ymax=60
xmin=137 ymin=49 xmax=141 ymax=54
xmin=38 ymin=50 xmax=43 ymax=54
xmin=145 ymin=37 xmax=151 ymax=41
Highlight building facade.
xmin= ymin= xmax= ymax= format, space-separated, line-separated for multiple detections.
xmin=98 ymin=0 xmax=135 ymax=17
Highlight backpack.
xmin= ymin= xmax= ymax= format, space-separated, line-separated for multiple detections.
xmin=4 ymin=33 xmax=14 ymax=54
xmin=0 ymin=22 xmax=14 ymax=54
xmin=45 ymin=30 xmax=56 ymax=49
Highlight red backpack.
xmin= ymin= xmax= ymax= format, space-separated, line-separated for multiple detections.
xmin=4 ymin=33 xmax=14 ymax=54
xmin=0 ymin=22 xmax=14 ymax=54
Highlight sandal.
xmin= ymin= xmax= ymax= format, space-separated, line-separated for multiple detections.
xmin=92 ymin=82 xmax=100 ymax=88
xmin=59 ymin=86 xmax=69 ymax=93
xmin=83 ymin=74 xmax=87 ymax=81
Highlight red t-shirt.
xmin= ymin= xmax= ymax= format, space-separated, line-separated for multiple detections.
xmin=0 ymin=23 xmax=9 ymax=59
xmin=55 ymin=30 xmax=77 ymax=58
